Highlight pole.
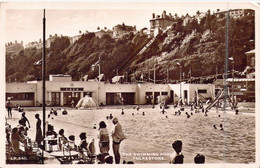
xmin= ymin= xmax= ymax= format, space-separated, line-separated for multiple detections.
xmin=167 ymin=68 xmax=169 ymax=84
xmin=189 ymin=67 xmax=192 ymax=83
xmin=180 ymin=65 xmax=182 ymax=99
xmin=232 ymin=59 xmax=234 ymax=109
xmin=224 ymin=10 xmax=229 ymax=112
xmin=98 ymin=55 xmax=100 ymax=105
xmin=148 ymin=69 xmax=150 ymax=82
xmin=42 ymin=9 xmax=46 ymax=163
xmin=216 ymin=67 xmax=218 ymax=80
xmin=126 ymin=71 xmax=128 ymax=83
xmin=154 ymin=63 xmax=156 ymax=84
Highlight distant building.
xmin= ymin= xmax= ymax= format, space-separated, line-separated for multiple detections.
xmin=46 ymin=35 xmax=57 ymax=48
xmin=25 ymin=34 xmax=74 ymax=49
xmin=69 ymin=35 xmax=82 ymax=44
xmin=25 ymin=41 xmax=41 ymax=49
xmin=214 ymin=9 xmax=254 ymax=19
xmin=225 ymin=49 xmax=255 ymax=102
xmin=150 ymin=10 xmax=175 ymax=36
xmin=112 ymin=23 xmax=136 ymax=39
xmin=182 ymin=13 xmax=193 ymax=26
xmin=95 ymin=29 xmax=113 ymax=38
xmin=5 ymin=41 xmax=24 ymax=53
xmin=194 ymin=11 xmax=207 ymax=24
xmin=245 ymin=49 xmax=255 ymax=70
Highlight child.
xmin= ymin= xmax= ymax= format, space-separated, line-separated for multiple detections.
xmin=194 ymin=153 xmax=205 ymax=164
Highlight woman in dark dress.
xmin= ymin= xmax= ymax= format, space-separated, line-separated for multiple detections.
xmin=35 ymin=114 xmax=43 ymax=148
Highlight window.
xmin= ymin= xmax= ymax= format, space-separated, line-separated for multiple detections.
xmin=6 ymin=93 xmax=34 ymax=100
xmin=161 ymin=92 xmax=168 ymax=95
xmin=198 ymin=89 xmax=207 ymax=94
xmin=146 ymin=92 xmax=152 ymax=96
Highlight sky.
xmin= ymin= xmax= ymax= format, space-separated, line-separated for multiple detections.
xmin=3 ymin=1 xmax=258 ymax=45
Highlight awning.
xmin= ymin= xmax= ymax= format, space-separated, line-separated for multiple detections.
xmin=245 ymin=49 xmax=255 ymax=55
xmin=112 ymin=76 xmax=124 ymax=83
xmin=226 ymin=78 xmax=255 ymax=82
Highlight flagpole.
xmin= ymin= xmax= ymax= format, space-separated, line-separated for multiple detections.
xmin=98 ymin=55 xmax=100 ymax=105
xmin=190 ymin=67 xmax=192 ymax=84
xmin=148 ymin=69 xmax=150 ymax=82
xmin=154 ymin=58 xmax=156 ymax=84
xmin=167 ymin=68 xmax=169 ymax=84
xmin=42 ymin=9 xmax=46 ymax=163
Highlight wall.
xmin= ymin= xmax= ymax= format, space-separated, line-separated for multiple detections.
xmin=6 ymin=83 xmax=37 ymax=106
xmin=188 ymin=84 xmax=215 ymax=103
xmin=105 ymin=84 xmax=137 ymax=104
xmin=44 ymin=81 xmax=106 ymax=106
xmin=168 ymin=84 xmax=182 ymax=104
xmin=137 ymin=83 xmax=169 ymax=104
xmin=6 ymin=81 xmax=215 ymax=106
xmin=49 ymin=76 xmax=72 ymax=82
xmin=169 ymin=83 xmax=215 ymax=104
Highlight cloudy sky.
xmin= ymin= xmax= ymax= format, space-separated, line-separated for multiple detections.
xmin=3 ymin=2 xmax=257 ymax=45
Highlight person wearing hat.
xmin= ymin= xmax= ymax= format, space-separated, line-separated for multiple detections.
xmin=112 ymin=117 xmax=126 ymax=164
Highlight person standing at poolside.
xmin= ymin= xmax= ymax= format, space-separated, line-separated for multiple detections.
xmin=35 ymin=114 xmax=43 ymax=148
xmin=98 ymin=121 xmax=110 ymax=154
xmin=6 ymin=98 xmax=12 ymax=119
xmin=21 ymin=112 xmax=30 ymax=129
xmin=112 ymin=117 xmax=126 ymax=164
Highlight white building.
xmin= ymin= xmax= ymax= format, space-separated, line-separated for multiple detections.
xmin=6 ymin=75 xmax=215 ymax=107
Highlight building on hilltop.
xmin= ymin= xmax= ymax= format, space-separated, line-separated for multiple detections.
xmin=214 ymin=9 xmax=254 ymax=19
xmin=182 ymin=13 xmax=193 ymax=26
xmin=5 ymin=41 xmax=24 ymax=53
xmin=112 ymin=23 xmax=136 ymax=39
xmin=95 ymin=29 xmax=113 ymax=38
xmin=25 ymin=41 xmax=42 ymax=49
xmin=194 ymin=11 xmax=207 ymax=24
xmin=150 ymin=10 xmax=175 ymax=36
xmin=69 ymin=35 xmax=82 ymax=44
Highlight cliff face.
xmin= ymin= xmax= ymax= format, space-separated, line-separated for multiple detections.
xmin=6 ymin=13 xmax=254 ymax=83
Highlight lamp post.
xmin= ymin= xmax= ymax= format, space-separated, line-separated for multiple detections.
xmin=177 ymin=62 xmax=182 ymax=100
xmin=154 ymin=63 xmax=156 ymax=84
xmin=42 ymin=9 xmax=46 ymax=163
xmin=98 ymin=55 xmax=100 ymax=105
xmin=167 ymin=68 xmax=169 ymax=84
xmin=229 ymin=57 xmax=235 ymax=109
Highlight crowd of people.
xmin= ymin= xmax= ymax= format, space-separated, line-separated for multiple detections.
xmin=5 ymin=111 xmax=43 ymax=164
xmin=6 ymin=95 xmax=236 ymax=164
xmin=44 ymin=108 xmax=127 ymax=164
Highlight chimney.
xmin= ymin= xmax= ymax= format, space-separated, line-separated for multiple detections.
xmin=152 ymin=13 xmax=155 ymax=18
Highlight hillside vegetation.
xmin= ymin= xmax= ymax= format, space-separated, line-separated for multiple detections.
xmin=6 ymin=12 xmax=254 ymax=83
